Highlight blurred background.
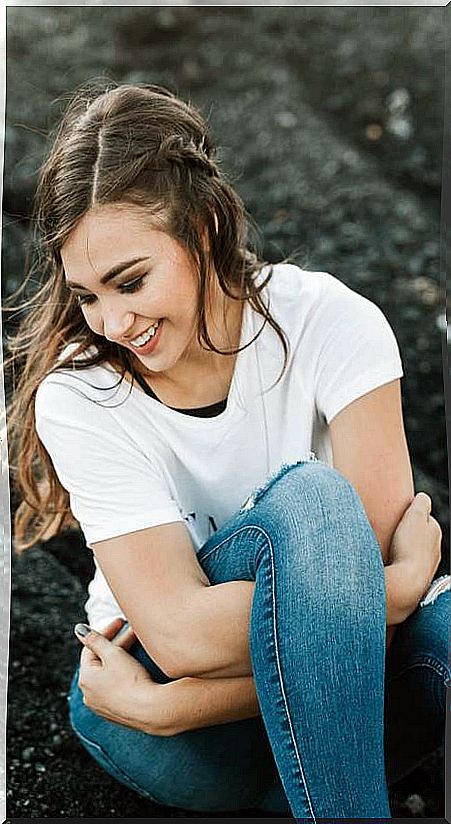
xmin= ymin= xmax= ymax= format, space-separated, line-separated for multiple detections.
xmin=3 ymin=5 xmax=447 ymax=819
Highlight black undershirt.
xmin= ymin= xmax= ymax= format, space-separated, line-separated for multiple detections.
xmin=133 ymin=370 xmax=228 ymax=418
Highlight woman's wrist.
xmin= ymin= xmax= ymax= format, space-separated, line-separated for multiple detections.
xmin=142 ymin=675 xmax=260 ymax=736
xmin=384 ymin=559 xmax=425 ymax=625
xmin=132 ymin=681 xmax=182 ymax=736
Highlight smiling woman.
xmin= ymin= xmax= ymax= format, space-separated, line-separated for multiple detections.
xmin=61 ymin=205 xmax=243 ymax=405
xmin=4 ymin=80 xmax=450 ymax=817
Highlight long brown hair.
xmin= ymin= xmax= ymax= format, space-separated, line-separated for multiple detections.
xmin=5 ymin=79 xmax=289 ymax=552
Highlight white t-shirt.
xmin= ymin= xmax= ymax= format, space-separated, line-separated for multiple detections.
xmin=34 ymin=265 xmax=403 ymax=629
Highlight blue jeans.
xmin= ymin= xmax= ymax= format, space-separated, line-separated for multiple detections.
xmin=68 ymin=461 xmax=451 ymax=818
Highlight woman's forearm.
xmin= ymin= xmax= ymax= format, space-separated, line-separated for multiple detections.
xmin=163 ymin=557 xmax=422 ymax=679
xmin=146 ymin=675 xmax=260 ymax=736
xmin=154 ymin=580 xmax=255 ymax=680
xmin=163 ymin=561 xmax=420 ymax=680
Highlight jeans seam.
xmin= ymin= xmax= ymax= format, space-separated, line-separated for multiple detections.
xmin=69 ymin=707 xmax=165 ymax=805
xmin=198 ymin=524 xmax=263 ymax=564
xmin=386 ymin=657 xmax=450 ymax=720
xmin=386 ymin=657 xmax=450 ymax=686
xmin=202 ymin=522 xmax=316 ymax=820
xmin=198 ymin=521 xmax=317 ymax=820
xmin=263 ymin=525 xmax=317 ymax=822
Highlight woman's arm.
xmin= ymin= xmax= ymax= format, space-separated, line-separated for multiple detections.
xmin=76 ymin=620 xmax=260 ymax=735
xmin=92 ymin=521 xmax=256 ymax=680
xmin=329 ymin=379 xmax=439 ymax=640
xmin=91 ymin=380 xmax=436 ymax=680
xmin=92 ymin=376 xmax=439 ymax=681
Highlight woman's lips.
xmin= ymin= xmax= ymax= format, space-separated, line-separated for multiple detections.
xmin=129 ymin=320 xmax=163 ymax=355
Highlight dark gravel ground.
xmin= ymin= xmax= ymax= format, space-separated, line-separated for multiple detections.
xmin=4 ymin=7 xmax=448 ymax=818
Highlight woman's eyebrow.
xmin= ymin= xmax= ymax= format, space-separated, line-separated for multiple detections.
xmin=66 ymin=256 xmax=148 ymax=290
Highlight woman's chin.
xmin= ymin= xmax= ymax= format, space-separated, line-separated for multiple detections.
xmin=135 ymin=348 xmax=179 ymax=375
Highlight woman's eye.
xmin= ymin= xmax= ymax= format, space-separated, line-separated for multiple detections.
xmin=75 ymin=275 xmax=146 ymax=306
xmin=119 ymin=275 xmax=146 ymax=294
xmin=77 ymin=294 xmax=96 ymax=307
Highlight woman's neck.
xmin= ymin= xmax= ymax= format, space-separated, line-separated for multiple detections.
xmin=122 ymin=294 xmax=245 ymax=408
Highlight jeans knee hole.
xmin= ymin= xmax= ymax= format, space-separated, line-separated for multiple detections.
xmin=239 ymin=454 xmax=319 ymax=512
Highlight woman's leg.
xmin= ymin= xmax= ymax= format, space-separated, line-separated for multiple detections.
xmin=68 ymin=662 xmax=279 ymax=813
xmin=384 ymin=578 xmax=451 ymax=786
xmin=257 ymin=579 xmax=451 ymax=814
xmin=69 ymin=460 xmax=390 ymax=817
xmin=196 ymin=459 xmax=390 ymax=819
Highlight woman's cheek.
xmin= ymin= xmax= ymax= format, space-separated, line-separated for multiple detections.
xmin=82 ymin=305 xmax=103 ymax=336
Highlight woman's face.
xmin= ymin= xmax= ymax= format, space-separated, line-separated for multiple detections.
xmin=61 ymin=204 xmax=203 ymax=376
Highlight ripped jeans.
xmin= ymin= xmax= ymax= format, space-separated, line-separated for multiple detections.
xmin=68 ymin=461 xmax=451 ymax=818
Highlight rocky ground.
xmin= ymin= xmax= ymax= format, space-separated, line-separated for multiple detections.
xmin=4 ymin=6 xmax=448 ymax=818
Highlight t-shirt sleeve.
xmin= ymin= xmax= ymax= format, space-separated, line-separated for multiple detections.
xmin=311 ymin=273 xmax=404 ymax=424
xmin=35 ymin=377 xmax=183 ymax=548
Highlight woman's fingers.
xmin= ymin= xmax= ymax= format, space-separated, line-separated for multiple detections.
xmin=74 ymin=623 xmax=119 ymax=663
xmin=80 ymin=644 xmax=101 ymax=669
xmin=410 ymin=491 xmax=432 ymax=517
xmin=391 ymin=491 xmax=441 ymax=565
xmin=100 ymin=617 xmax=127 ymax=640
xmin=111 ymin=624 xmax=137 ymax=651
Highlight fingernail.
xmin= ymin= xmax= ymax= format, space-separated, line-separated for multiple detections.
xmin=74 ymin=623 xmax=92 ymax=638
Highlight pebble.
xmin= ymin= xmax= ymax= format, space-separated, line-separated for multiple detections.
xmin=21 ymin=747 xmax=35 ymax=762
xmin=274 ymin=111 xmax=297 ymax=129
xmin=405 ymin=793 xmax=426 ymax=816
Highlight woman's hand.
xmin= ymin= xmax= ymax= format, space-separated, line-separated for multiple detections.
xmin=74 ymin=619 xmax=261 ymax=735
xmin=387 ymin=491 xmax=442 ymax=618
xmin=74 ymin=619 xmax=171 ymax=735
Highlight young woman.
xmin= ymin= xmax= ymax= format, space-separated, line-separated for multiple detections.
xmin=7 ymin=81 xmax=450 ymax=818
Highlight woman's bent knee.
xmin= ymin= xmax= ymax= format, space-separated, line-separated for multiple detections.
xmin=247 ymin=460 xmax=369 ymax=534
xmin=249 ymin=460 xmax=383 ymax=576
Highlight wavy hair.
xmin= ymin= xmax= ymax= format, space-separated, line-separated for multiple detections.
xmin=5 ymin=79 xmax=289 ymax=551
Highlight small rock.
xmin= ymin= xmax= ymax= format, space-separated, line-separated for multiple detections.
xmin=274 ymin=111 xmax=297 ymax=129
xmin=387 ymin=114 xmax=413 ymax=140
xmin=408 ymin=257 xmax=424 ymax=277
xmin=365 ymin=123 xmax=383 ymax=141
xmin=35 ymin=763 xmax=46 ymax=773
xmin=387 ymin=88 xmax=411 ymax=112
xmin=21 ymin=747 xmax=35 ymax=762
xmin=404 ymin=793 xmax=426 ymax=816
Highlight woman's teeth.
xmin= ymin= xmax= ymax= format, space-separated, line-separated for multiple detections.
xmin=130 ymin=321 xmax=160 ymax=348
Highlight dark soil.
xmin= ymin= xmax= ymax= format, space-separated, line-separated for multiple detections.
xmin=4 ymin=6 xmax=447 ymax=818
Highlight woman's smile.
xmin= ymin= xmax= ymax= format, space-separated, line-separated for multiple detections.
xmin=127 ymin=318 xmax=164 ymax=354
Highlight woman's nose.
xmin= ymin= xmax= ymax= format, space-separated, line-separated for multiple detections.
xmin=102 ymin=306 xmax=135 ymax=343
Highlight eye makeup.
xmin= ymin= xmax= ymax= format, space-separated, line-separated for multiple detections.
xmin=71 ymin=273 xmax=148 ymax=306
